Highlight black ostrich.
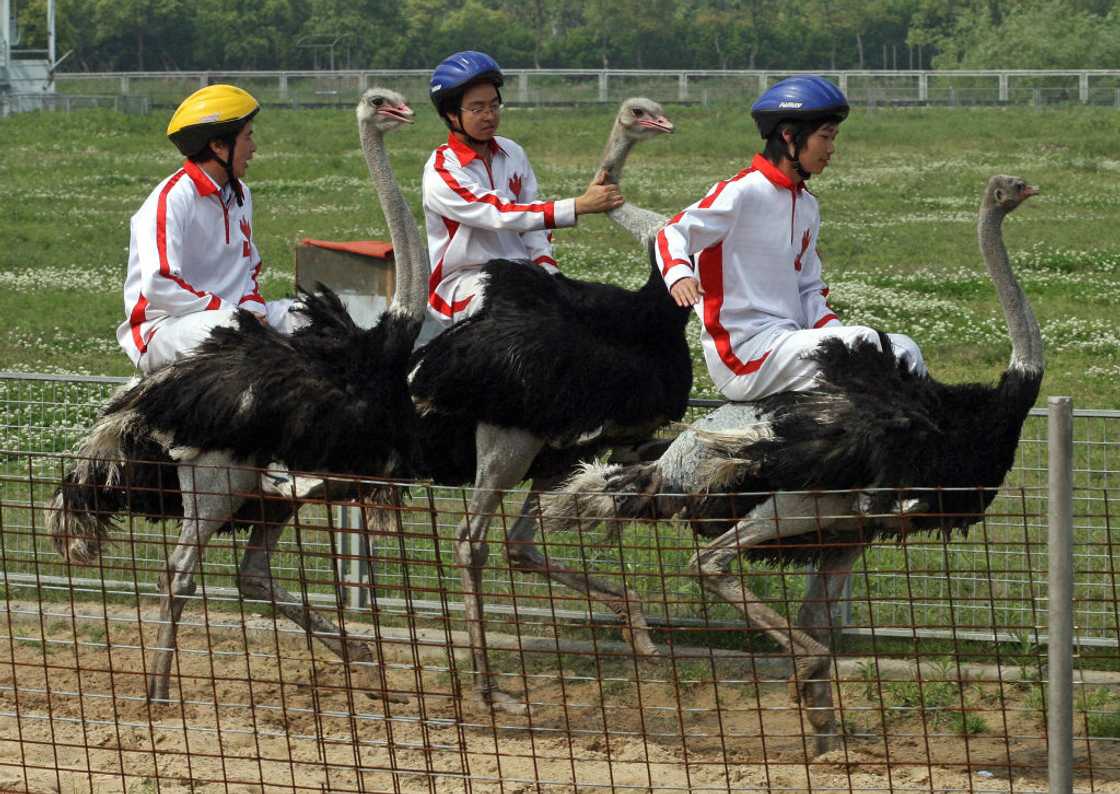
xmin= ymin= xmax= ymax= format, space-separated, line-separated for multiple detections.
xmin=543 ymin=175 xmax=1042 ymax=753
xmin=47 ymin=88 xmax=424 ymax=704
xmin=404 ymin=97 xmax=689 ymax=711
xmin=47 ymin=94 xmax=684 ymax=713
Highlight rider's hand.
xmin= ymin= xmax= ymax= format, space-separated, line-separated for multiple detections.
xmin=669 ymin=277 xmax=703 ymax=307
xmin=574 ymin=170 xmax=625 ymax=216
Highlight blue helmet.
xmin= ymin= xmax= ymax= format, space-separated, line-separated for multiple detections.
xmin=750 ymin=76 xmax=849 ymax=140
xmin=430 ymin=51 xmax=504 ymax=114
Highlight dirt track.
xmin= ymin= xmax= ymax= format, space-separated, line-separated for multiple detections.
xmin=0 ymin=601 xmax=1114 ymax=794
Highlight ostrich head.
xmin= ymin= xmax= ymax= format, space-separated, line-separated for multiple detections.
xmin=356 ymin=87 xmax=415 ymax=131
xmin=983 ymin=175 xmax=1039 ymax=213
xmin=616 ymin=97 xmax=674 ymax=140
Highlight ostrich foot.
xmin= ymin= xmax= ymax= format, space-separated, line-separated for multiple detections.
xmin=608 ymin=590 xmax=660 ymax=658
xmin=789 ymin=673 xmax=839 ymax=757
xmin=363 ymin=688 xmax=410 ymax=705
xmin=349 ymin=650 xmax=410 ymax=704
xmin=477 ymin=687 xmax=529 ymax=716
xmin=619 ymin=624 xmax=661 ymax=658
xmin=354 ymin=666 xmax=410 ymax=705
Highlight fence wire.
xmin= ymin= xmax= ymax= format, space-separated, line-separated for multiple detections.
xmin=1 ymin=373 xmax=1119 ymax=792
xmin=0 ymin=454 xmax=1116 ymax=793
xmin=4 ymin=373 xmax=1118 ymax=646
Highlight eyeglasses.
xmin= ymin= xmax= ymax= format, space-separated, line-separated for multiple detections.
xmin=461 ymin=101 xmax=503 ymax=116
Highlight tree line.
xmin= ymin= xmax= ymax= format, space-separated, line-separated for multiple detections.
xmin=12 ymin=0 xmax=1120 ymax=73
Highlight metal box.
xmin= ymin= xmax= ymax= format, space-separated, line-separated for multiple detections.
xmin=295 ymin=239 xmax=394 ymax=329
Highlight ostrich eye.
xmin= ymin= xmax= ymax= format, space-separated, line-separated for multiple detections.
xmin=371 ymin=97 xmax=384 ymax=107
xmin=632 ymin=108 xmax=644 ymax=117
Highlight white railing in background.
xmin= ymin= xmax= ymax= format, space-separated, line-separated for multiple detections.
xmin=48 ymin=68 xmax=1120 ymax=107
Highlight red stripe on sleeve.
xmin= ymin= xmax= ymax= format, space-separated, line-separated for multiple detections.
xmin=656 ymin=211 xmax=691 ymax=277
xmin=698 ymin=167 xmax=752 ymax=209
xmin=532 ymin=256 xmax=558 ymax=268
xmin=435 ymin=147 xmax=554 ymax=218
xmin=813 ymin=313 xmax=839 ymax=329
xmin=156 ymin=171 xmax=221 ymax=309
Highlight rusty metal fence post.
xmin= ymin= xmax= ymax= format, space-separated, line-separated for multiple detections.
xmin=1048 ymin=396 xmax=1074 ymax=794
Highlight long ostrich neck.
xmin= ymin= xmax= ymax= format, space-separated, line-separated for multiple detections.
xmin=359 ymin=123 xmax=425 ymax=319
xmin=978 ymin=204 xmax=1043 ymax=374
xmin=598 ymin=123 xmax=634 ymax=185
xmin=598 ymin=124 xmax=665 ymax=245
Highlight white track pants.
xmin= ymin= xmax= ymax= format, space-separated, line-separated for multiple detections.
xmin=719 ymin=325 xmax=927 ymax=403
xmin=426 ymin=269 xmax=488 ymax=329
xmin=137 ymin=300 xmax=304 ymax=375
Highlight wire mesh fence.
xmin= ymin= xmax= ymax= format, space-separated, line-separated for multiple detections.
xmin=0 ymin=455 xmax=1116 ymax=793
xmin=4 ymin=373 xmax=1118 ymax=647
xmin=0 ymin=372 xmax=1118 ymax=791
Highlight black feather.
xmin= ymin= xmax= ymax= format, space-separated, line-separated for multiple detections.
xmin=408 ymin=252 xmax=693 ymax=446
xmin=106 ymin=288 xmax=423 ymax=479
xmin=688 ymin=335 xmax=1042 ymax=563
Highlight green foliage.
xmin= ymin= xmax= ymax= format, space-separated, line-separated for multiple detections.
xmin=926 ymin=0 xmax=1120 ymax=69
xmin=15 ymin=0 xmax=1120 ymax=71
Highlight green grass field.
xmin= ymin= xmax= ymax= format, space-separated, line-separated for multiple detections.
xmin=1 ymin=102 xmax=1118 ymax=406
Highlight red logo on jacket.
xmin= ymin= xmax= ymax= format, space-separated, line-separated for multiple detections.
xmin=793 ymin=228 xmax=811 ymax=271
xmin=508 ymin=174 xmax=522 ymax=199
xmin=240 ymin=218 xmax=252 ymax=258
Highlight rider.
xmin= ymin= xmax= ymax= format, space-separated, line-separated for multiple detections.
xmin=421 ymin=50 xmax=624 ymax=326
xmin=654 ymin=75 xmax=926 ymax=402
xmin=118 ymin=83 xmax=302 ymax=375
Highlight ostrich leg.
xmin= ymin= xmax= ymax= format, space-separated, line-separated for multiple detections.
xmin=792 ymin=543 xmax=867 ymax=755
xmin=457 ymin=423 xmax=544 ymax=714
xmin=147 ymin=457 xmax=257 ymax=702
xmin=688 ymin=491 xmax=852 ymax=757
xmin=505 ymin=475 xmax=659 ymax=657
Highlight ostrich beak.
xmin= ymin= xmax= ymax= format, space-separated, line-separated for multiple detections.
xmin=638 ymin=115 xmax=674 ymax=134
xmin=379 ymin=103 xmax=415 ymax=124
xmin=1022 ymin=184 xmax=1039 ymax=199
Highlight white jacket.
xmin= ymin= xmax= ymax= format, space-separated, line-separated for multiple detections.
xmin=422 ymin=134 xmax=577 ymax=320
xmin=655 ymin=153 xmax=840 ymax=391
xmin=117 ymin=161 xmax=265 ymax=364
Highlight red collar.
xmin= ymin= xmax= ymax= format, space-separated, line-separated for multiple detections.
xmin=183 ymin=160 xmax=221 ymax=197
xmin=446 ymin=132 xmax=504 ymax=166
xmin=750 ymin=153 xmax=804 ymax=193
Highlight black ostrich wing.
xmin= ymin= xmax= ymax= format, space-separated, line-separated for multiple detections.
xmin=117 ymin=292 xmax=419 ymax=476
xmin=701 ymin=334 xmax=1038 ymax=532
xmin=408 ymin=260 xmax=693 ymax=443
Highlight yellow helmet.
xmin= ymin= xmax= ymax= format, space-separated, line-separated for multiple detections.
xmin=166 ymin=84 xmax=260 ymax=157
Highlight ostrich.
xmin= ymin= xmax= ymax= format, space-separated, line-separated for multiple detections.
xmin=542 ymin=175 xmax=1042 ymax=753
xmin=47 ymin=94 xmax=680 ymax=712
xmin=403 ymin=96 xmax=686 ymax=710
xmin=46 ymin=88 xmax=424 ymax=704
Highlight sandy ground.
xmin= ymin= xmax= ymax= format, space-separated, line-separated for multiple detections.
xmin=0 ymin=600 xmax=1115 ymax=794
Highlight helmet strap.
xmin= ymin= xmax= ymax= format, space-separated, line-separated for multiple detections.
xmin=783 ymin=130 xmax=811 ymax=182
xmin=212 ymin=137 xmax=245 ymax=206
